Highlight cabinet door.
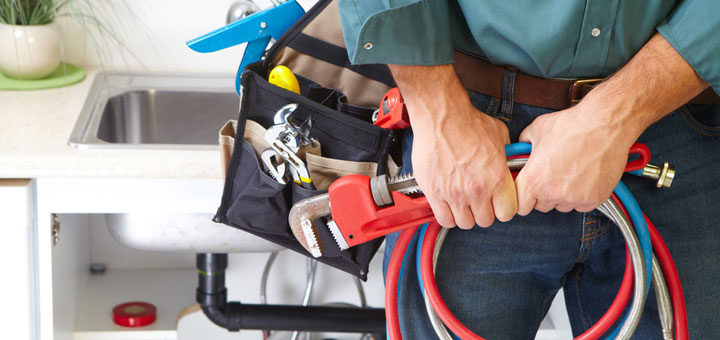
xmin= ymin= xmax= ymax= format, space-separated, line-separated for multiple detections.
xmin=0 ymin=179 xmax=37 ymax=339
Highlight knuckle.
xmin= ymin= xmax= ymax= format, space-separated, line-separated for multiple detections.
xmin=467 ymin=180 xmax=484 ymax=194
xmin=449 ymin=185 xmax=465 ymax=198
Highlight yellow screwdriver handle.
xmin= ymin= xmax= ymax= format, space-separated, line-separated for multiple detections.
xmin=268 ymin=65 xmax=300 ymax=94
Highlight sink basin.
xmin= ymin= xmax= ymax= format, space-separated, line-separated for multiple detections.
xmin=68 ymin=72 xmax=239 ymax=149
xmin=70 ymin=72 xmax=281 ymax=253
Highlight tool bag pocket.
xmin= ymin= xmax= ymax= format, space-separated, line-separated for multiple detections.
xmin=214 ymin=0 xmax=400 ymax=280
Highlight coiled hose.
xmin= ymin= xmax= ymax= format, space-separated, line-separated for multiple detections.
xmin=386 ymin=143 xmax=687 ymax=340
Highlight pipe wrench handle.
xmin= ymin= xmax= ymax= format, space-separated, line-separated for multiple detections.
xmin=328 ymin=175 xmax=435 ymax=250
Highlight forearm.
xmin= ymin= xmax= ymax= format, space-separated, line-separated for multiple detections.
xmin=581 ymin=33 xmax=709 ymax=140
xmin=388 ymin=64 xmax=471 ymax=132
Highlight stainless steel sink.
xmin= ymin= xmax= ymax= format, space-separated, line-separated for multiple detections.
xmin=68 ymin=72 xmax=238 ymax=149
xmin=68 ymin=72 xmax=282 ymax=253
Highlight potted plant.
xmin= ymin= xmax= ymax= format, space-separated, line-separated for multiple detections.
xmin=0 ymin=0 xmax=137 ymax=82
xmin=0 ymin=0 xmax=63 ymax=79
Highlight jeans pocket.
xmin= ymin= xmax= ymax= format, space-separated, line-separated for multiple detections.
xmin=680 ymin=104 xmax=720 ymax=137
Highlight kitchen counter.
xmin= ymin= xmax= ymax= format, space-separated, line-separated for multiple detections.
xmin=0 ymin=68 xmax=224 ymax=179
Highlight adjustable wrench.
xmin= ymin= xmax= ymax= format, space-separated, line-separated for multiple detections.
xmin=265 ymin=104 xmax=318 ymax=189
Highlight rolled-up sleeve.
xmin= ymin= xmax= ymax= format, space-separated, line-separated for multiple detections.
xmin=337 ymin=0 xmax=454 ymax=66
xmin=656 ymin=0 xmax=720 ymax=95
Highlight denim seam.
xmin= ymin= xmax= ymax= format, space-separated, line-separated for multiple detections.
xmin=574 ymin=268 xmax=592 ymax=330
xmin=581 ymin=235 xmax=592 ymax=263
xmin=679 ymin=105 xmax=720 ymax=136
xmin=486 ymin=97 xmax=500 ymax=117
xmin=578 ymin=215 xmax=595 ymax=263
xmin=536 ymin=292 xmax=554 ymax=332
xmin=580 ymin=220 xmax=612 ymax=241
xmin=578 ymin=213 xmax=588 ymax=261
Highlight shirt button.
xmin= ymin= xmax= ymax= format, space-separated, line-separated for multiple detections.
xmin=591 ymin=28 xmax=601 ymax=37
xmin=363 ymin=42 xmax=373 ymax=50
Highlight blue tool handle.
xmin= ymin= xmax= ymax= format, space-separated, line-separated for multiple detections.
xmin=186 ymin=1 xmax=304 ymax=53
xmin=236 ymin=36 xmax=272 ymax=93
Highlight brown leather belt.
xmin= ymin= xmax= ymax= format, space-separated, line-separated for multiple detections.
xmin=453 ymin=51 xmax=720 ymax=110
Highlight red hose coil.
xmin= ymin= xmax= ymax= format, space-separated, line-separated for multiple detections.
xmin=386 ymin=227 xmax=419 ymax=340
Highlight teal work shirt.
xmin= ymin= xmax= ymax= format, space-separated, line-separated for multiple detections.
xmin=337 ymin=0 xmax=720 ymax=94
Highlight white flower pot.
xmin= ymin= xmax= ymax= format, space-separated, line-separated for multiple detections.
xmin=0 ymin=22 xmax=62 ymax=80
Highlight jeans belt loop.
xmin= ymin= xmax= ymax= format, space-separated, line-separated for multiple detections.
xmin=569 ymin=78 xmax=605 ymax=105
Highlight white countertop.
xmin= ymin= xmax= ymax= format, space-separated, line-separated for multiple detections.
xmin=0 ymin=68 xmax=223 ymax=180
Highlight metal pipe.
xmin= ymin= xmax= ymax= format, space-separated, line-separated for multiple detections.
xmin=652 ymin=255 xmax=675 ymax=340
xmin=599 ymin=198 xmax=647 ymax=340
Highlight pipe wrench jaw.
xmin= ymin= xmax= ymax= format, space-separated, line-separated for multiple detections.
xmin=288 ymin=193 xmax=332 ymax=258
xmin=300 ymin=218 xmax=323 ymax=258
xmin=327 ymin=220 xmax=350 ymax=251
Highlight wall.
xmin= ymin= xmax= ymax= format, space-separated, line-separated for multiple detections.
xmin=56 ymin=0 xmax=318 ymax=74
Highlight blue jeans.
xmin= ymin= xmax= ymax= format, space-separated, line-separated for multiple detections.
xmin=384 ymin=72 xmax=720 ymax=339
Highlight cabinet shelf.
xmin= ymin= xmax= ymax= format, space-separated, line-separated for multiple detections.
xmin=73 ymin=268 xmax=196 ymax=340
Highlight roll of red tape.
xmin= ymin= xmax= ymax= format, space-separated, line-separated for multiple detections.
xmin=113 ymin=302 xmax=157 ymax=327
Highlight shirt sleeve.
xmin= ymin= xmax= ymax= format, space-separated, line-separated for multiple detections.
xmin=656 ymin=0 xmax=720 ymax=95
xmin=337 ymin=0 xmax=454 ymax=66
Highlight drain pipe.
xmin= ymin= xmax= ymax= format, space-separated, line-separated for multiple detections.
xmin=196 ymin=253 xmax=386 ymax=333
xmin=196 ymin=253 xmax=241 ymax=330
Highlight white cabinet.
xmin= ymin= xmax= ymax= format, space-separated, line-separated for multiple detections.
xmin=35 ymin=178 xmax=222 ymax=340
xmin=32 ymin=178 xmax=385 ymax=340
xmin=0 ymin=179 xmax=38 ymax=340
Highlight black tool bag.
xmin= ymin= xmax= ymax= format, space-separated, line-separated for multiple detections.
xmin=213 ymin=0 xmax=399 ymax=280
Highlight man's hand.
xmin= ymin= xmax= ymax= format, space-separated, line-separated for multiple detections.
xmin=515 ymin=103 xmax=636 ymax=214
xmin=515 ymin=33 xmax=708 ymax=214
xmin=389 ymin=64 xmax=517 ymax=228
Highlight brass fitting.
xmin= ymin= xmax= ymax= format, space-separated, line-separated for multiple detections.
xmin=641 ymin=162 xmax=675 ymax=188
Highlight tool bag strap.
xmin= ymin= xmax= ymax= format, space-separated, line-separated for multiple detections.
xmin=264 ymin=0 xmax=395 ymax=87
